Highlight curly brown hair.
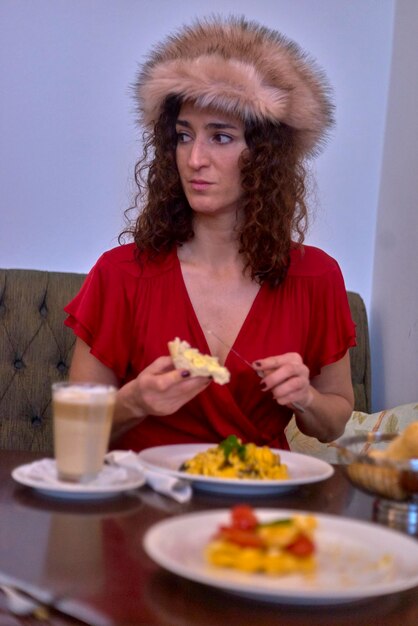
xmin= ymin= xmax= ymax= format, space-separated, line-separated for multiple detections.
xmin=120 ymin=96 xmax=309 ymax=287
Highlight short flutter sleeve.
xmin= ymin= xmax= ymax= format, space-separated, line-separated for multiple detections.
xmin=286 ymin=247 xmax=356 ymax=376
xmin=64 ymin=249 xmax=136 ymax=381
xmin=301 ymin=256 xmax=356 ymax=377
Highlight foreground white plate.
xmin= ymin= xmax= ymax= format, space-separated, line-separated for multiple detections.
xmin=144 ymin=509 xmax=418 ymax=604
xmin=138 ymin=444 xmax=333 ymax=495
xmin=12 ymin=459 xmax=145 ymax=500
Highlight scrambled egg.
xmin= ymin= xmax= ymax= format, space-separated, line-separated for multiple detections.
xmin=206 ymin=507 xmax=317 ymax=575
xmin=168 ymin=337 xmax=230 ymax=385
xmin=181 ymin=435 xmax=289 ymax=480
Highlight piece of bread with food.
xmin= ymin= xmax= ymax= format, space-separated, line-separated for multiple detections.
xmin=168 ymin=337 xmax=230 ymax=385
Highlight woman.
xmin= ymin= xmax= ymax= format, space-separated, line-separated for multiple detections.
xmin=65 ymin=16 xmax=355 ymax=452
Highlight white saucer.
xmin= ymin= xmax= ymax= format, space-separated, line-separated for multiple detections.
xmin=12 ymin=458 xmax=145 ymax=500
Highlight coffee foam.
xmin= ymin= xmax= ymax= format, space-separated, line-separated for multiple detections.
xmin=53 ymin=385 xmax=115 ymax=404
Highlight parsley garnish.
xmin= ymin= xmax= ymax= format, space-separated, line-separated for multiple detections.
xmin=258 ymin=518 xmax=293 ymax=528
xmin=219 ymin=435 xmax=247 ymax=461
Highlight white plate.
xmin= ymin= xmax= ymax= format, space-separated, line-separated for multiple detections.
xmin=144 ymin=509 xmax=418 ymax=605
xmin=12 ymin=459 xmax=145 ymax=500
xmin=137 ymin=444 xmax=333 ymax=495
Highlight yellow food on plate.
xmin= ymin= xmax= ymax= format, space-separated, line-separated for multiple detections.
xmin=180 ymin=435 xmax=289 ymax=480
xmin=206 ymin=505 xmax=317 ymax=575
xmin=168 ymin=337 xmax=230 ymax=385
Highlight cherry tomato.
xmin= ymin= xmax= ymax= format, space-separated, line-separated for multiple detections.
xmin=217 ymin=526 xmax=265 ymax=548
xmin=286 ymin=534 xmax=315 ymax=557
xmin=230 ymin=504 xmax=258 ymax=530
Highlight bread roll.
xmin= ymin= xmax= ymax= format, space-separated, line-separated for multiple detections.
xmin=384 ymin=421 xmax=418 ymax=461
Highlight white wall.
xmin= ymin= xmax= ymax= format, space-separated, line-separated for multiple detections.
xmin=1 ymin=0 xmax=404 ymax=410
xmin=371 ymin=0 xmax=418 ymax=411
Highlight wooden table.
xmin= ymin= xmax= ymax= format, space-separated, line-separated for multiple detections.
xmin=0 ymin=450 xmax=417 ymax=626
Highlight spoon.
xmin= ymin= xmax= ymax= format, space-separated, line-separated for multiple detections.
xmin=206 ymin=328 xmax=305 ymax=413
xmin=206 ymin=329 xmax=257 ymax=372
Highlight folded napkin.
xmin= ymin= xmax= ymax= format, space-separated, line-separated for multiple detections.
xmin=106 ymin=450 xmax=192 ymax=503
xmin=21 ymin=459 xmax=131 ymax=487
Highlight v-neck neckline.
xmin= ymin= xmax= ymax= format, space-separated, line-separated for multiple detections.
xmin=174 ymin=250 xmax=265 ymax=364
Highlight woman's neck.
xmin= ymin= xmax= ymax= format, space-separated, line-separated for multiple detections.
xmin=178 ymin=213 xmax=244 ymax=271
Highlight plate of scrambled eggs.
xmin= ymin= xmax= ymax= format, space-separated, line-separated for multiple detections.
xmin=138 ymin=438 xmax=333 ymax=495
xmin=143 ymin=507 xmax=418 ymax=604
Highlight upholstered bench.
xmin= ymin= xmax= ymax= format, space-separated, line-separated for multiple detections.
xmin=0 ymin=268 xmax=371 ymax=452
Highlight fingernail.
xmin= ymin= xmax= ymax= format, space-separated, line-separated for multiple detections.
xmin=181 ymin=370 xmax=190 ymax=378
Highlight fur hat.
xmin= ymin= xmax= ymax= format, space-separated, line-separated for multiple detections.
xmin=134 ymin=16 xmax=334 ymax=158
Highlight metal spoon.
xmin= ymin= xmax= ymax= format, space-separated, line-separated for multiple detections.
xmin=206 ymin=328 xmax=257 ymax=372
xmin=206 ymin=328 xmax=305 ymax=413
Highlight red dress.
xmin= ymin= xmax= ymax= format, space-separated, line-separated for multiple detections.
xmin=64 ymin=243 xmax=356 ymax=451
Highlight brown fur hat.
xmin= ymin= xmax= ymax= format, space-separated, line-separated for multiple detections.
xmin=134 ymin=15 xmax=334 ymax=157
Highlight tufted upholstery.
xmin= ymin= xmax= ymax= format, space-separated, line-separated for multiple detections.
xmin=347 ymin=291 xmax=371 ymax=416
xmin=0 ymin=269 xmax=85 ymax=452
xmin=0 ymin=268 xmax=371 ymax=452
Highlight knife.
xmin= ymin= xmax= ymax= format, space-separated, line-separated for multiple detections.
xmin=206 ymin=329 xmax=305 ymax=413
xmin=0 ymin=574 xmax=110 ymax=625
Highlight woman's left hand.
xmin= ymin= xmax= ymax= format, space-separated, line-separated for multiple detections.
xmin=253 ymin=351 xmax=354 ymax=442
xmin=253 ymin=353 xmax=314 ymax=411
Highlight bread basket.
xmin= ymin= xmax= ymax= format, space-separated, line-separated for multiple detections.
xmin=337 ymin=432 xmax=418 ymax=502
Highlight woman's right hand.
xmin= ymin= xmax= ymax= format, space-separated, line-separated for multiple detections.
xmin=69 ymin=338 xmax=211 ymax=429
xmin=122 ymin=355 xmax=212 ymax=418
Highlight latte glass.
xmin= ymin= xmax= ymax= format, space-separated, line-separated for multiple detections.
xmin=52 ymin=382 xmax=116 ymax=483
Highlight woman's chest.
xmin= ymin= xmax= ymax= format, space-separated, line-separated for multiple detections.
xmin=126 ymin=262 xmax=310 ymax=373
xmin=180 ymin=270 xmax=261 ymax=363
